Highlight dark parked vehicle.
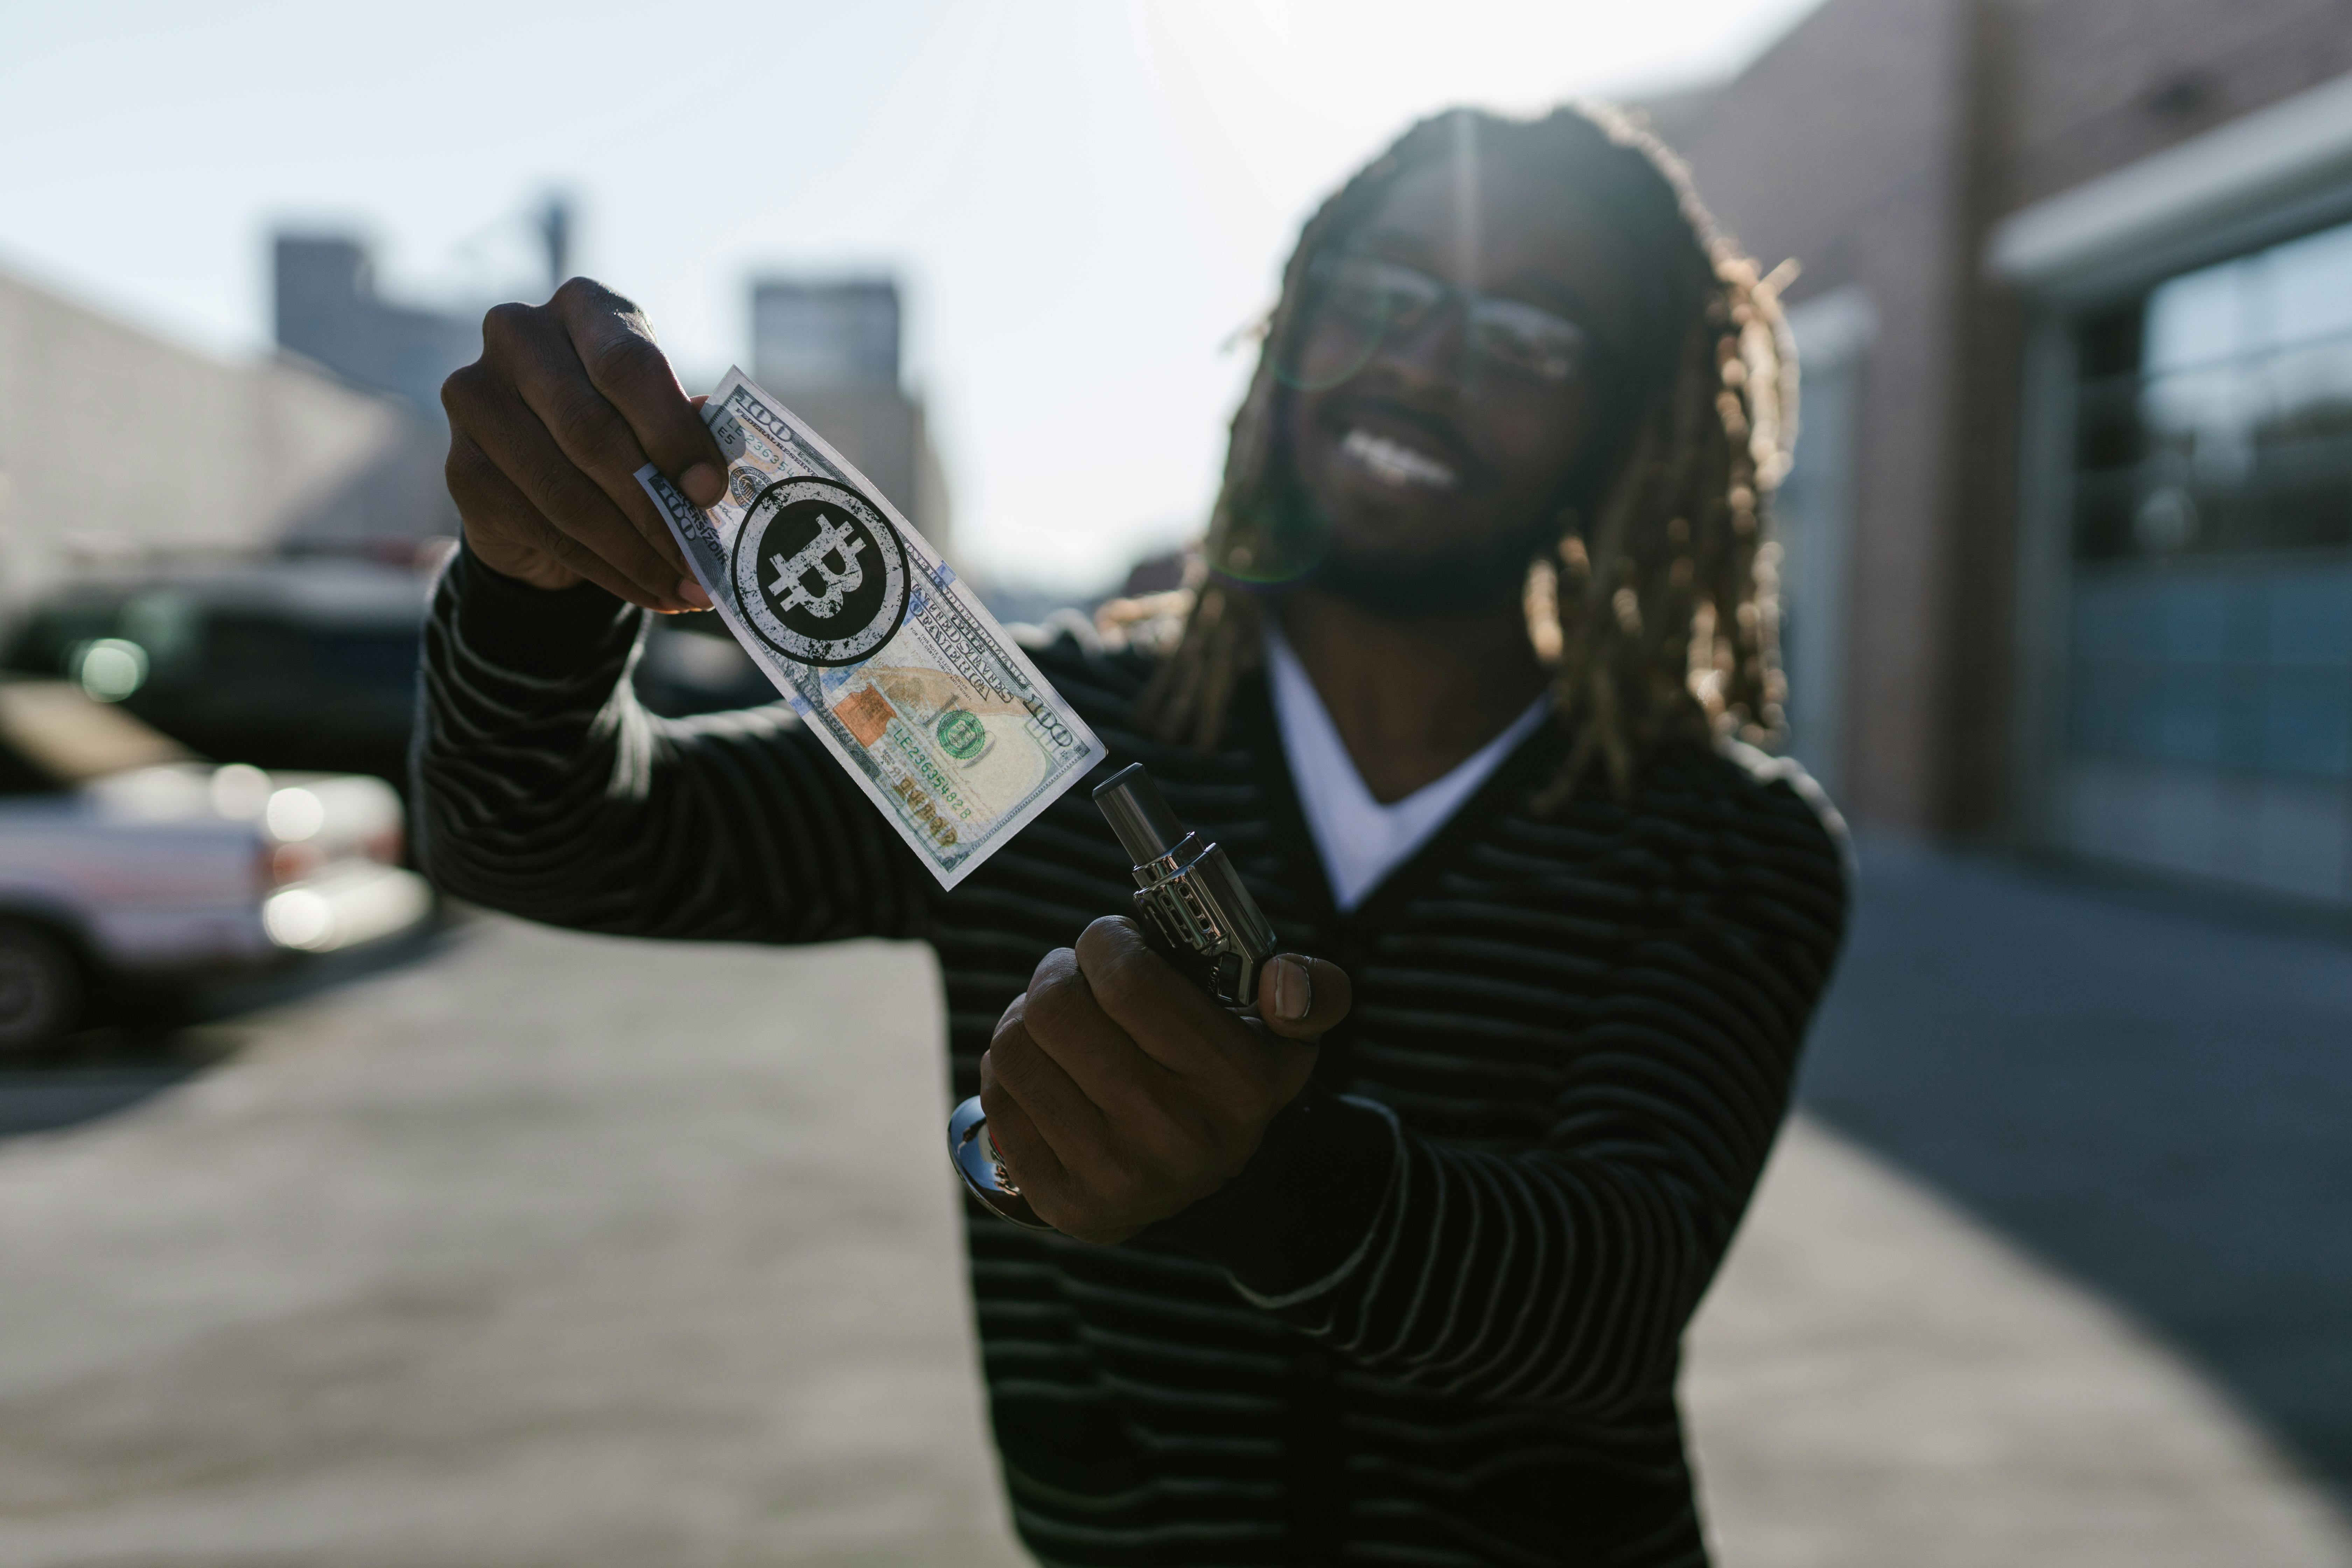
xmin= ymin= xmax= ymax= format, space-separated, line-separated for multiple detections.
xmin=0 ymin=562 xmax=802 ymax=825
xmin=3 ymin=560 xmax=431 ymax=795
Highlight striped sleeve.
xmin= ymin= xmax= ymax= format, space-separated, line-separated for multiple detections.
xmin=1184 ymin=760 xmax=1847 ymax=1417
xmin=410 ymin=542 xmax=931 ymax=944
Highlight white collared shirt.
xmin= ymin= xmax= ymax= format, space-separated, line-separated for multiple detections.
xmin=1263 ymin=622 xmax=1549 ymax=913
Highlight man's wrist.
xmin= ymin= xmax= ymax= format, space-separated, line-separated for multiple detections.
xmin=460 ymin=524 xmax=585 ymax=593
xmin=446 ymin=534 xmax=638 ymax=680
xmin=1146 ymin=1080 xmax=1398 ymax=1295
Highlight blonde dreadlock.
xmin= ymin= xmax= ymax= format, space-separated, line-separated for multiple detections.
xmin=1130 ymin=104 xmax=1797 ymax=807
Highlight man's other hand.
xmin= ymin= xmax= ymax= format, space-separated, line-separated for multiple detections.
xmin=978 ymin=916 xmax=1352 ymax=1245
xmin=441 ymin=278 xmax=728 ymax=611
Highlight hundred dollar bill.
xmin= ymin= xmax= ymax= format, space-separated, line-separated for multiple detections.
xmin=636 ymin=367 xmax=1102 ymax=890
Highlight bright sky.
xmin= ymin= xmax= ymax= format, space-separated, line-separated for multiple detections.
xmin=1 ymin=0 xmax=1820 ymax=592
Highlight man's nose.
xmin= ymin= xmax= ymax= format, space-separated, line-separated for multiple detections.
xmin=1376 ymin=298 xmax=1471 ymax=391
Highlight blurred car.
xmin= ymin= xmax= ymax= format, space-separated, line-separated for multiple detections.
xmin=5 ymin=561 xmax=793 ymax=756
xmin=0 ymin=677 xmax=432 ymax=1054
xmin=1 ymin=559 xmax=430 ymax=795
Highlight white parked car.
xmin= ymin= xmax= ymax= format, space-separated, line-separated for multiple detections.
xmin=0 ymin=679 xmax=433 ymax=1053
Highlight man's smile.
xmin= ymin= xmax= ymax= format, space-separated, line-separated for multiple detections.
xmin=1340 ymin=426 xmax=1461 ymax=491
xmin=1318 ymin=393 xmax=1478 ymax=499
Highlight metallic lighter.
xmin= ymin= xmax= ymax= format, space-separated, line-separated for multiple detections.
xmin=948 ymin=763 xmax=1282 ymax=1228
xmin=1091 ymin=763 xmax=1281 ymax=1007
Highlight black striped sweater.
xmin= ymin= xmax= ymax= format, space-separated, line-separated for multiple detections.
xmin=414 ymin=545 xmax=1849 ymax=1567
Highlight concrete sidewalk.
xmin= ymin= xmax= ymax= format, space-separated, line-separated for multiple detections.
xmin=1797 ymin=841 xmax=2352 ymax=1498
xmin=0 ymin=855 xmax=2345 ymax=1564
xmin=1688 ymin=1118 xmax=2350 ymax=1567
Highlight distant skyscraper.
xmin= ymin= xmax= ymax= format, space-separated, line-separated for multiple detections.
xmin=751 ymin=277 xmax=951 ymax=555
xmin=753 ymin=279 xmax=901 ymax=389
xmin=273 ymin=236 xmax=478 ymax=418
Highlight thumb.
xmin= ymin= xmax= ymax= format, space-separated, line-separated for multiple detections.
xmin=1256 ymin=954 xmax=1351 ymax=1041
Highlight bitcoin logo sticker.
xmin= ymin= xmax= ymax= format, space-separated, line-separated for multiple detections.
xmin=731 ymin=477 xmax=910 ymax=666
xmin=768 ymin=514 xmax=866 ymax=618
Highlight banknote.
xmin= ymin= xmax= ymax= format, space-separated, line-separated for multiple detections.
xmin=636 ymin=368 xmax=1103 ymax=890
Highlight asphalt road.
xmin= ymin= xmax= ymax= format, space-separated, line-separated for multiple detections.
xmin=0 ymin=921 xmax=1025 ymax=1568
xmin=0 ymin=849 xmax=2346 ymax=1566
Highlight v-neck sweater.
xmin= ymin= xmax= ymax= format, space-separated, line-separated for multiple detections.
xmin=1262 ymin=621 xmax=1550 ymax=913
xmin=414 ymin=545 xmax=1849 ymax=1568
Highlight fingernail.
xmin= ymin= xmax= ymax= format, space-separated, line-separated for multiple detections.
xmin=677 ymin=576 xmax=712 ymax=609
xmin=680 ymin=462 xmax=724 ymax=506
xmin=1273 ymin=955 xmax=1311 ymax=1022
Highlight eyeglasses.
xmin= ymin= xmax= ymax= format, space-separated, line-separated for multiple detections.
xmin=1280 ymin=251 xmax=1606 ymax=391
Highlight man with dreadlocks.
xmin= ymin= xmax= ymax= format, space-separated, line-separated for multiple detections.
xmin=420 ymin=105 xmax=1848 ymax=1566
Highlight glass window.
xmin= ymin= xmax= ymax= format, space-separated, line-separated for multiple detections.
xmin=1773 ymin=349 xmax=1857 ymax=793
xmin=2143 ymin=260 xmax=2246 ymax=375
xmin=2263 ymin=222 xmax=2352 ymax=350
xmin=2075 ymin=217 xmax=2352 ymax=564
xmin=2068 ymin=563 xmax=2352 ymax=781
xmin=2067 ymin=217 xmax=2352 ymax=787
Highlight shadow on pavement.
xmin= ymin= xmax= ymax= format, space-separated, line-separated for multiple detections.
xmin=1799 ymin=838 xmax=2352 ymax=1499
xmin=0 ymin=919 xmax=462 ymax=1141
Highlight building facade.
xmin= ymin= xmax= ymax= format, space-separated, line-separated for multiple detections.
xmin=1657 ymin=0 xmax=2352 ymax=906
xmin=751 ymin=278 xmax=952 ymax=557
xmin=274 ymin=235 xmax=481 ymax=421
xmin=0 ymin=266 xmax=448 ymax=608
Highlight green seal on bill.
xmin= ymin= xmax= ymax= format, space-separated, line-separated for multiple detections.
xmin=935 ymin=708 xmax=988 ymax=760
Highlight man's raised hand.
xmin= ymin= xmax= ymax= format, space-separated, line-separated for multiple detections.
xmin=978 ymin=916 xmax=1352 ymax=1245
xmin=440 ymin=278 xmax=727 ymax=611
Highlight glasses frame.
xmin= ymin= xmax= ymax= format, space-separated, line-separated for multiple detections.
xmin=1280 ymin=249 xmax=1614 ymax=393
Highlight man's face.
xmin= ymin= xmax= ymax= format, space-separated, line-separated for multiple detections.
xmin=1280 ymin=155 xmax=1643 ymax=611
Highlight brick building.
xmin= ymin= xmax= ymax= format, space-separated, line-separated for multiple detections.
xmin=1654 ymin=0 xmax=2352 ymax=906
